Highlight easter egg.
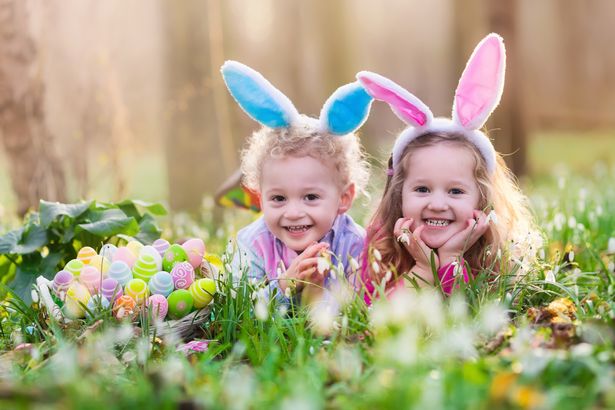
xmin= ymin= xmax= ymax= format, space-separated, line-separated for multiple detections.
xmin=182 ymin=238 xmax=205 ymax=269
xmin=79 ymin=265 xmax=103 ymax=294
xmin=53 ymin=270 xmax=73 ymax=297
xmin=101 ymin=277 xmax=123 ymax=302
xmin=88 ymin=254 xmax=110 ymax=275
xmin=148 ymin=271 xmax=174 ymax=297
xmin=171 ymin=262 xmax=195 ymax=290
xmin=139 ymin=245 xmax=163 ymax=271
xmin=124 ymin=278 xmax=149 ymax=304
xmin=132 ymin=254 xmax=158 ymax=283
xmin=107 ymin=260 xmax=132 ymax=286
xmin=152 ymin=238 xmax=170 ymax=256
xmin=126 ymin=240 xmax=144 ymax=258
xmin=113 ymin=247 xmax=137 ymax=268
xmin=65 ymin=259 xmax=84 ymax=277
xmin=63 ymin=283 xmax=91 ymax=319
xmin=113 ymin=295 xmax=138 ymax=320
xmin=189 ymin=278 xmax=216 ymax=308
xmin=167 ymin=289 xmax=194 ymax=319
xmin=162 ymin=244 xmax=189 ymax=272
xmin=86 ymin=295 xmax=110 ymax=319
xmin=77 ymin=246 xmax=97 ymax=265
xmin=147 ymin=294 xmax=168 ymax=321
xmin=99 ymin=243 xmax=118 ymax=260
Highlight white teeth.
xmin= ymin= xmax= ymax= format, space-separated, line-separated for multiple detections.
xmin=286 ymin=225 xmax=310 ymax=232
xmin=425 ymin=219 xmax=450 ymax=227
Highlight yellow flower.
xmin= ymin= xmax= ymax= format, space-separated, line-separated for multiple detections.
xmin=489 ymin=371 xmax=517 ymax=401
xmin=513 ymin=385 xmax=544 ymax=409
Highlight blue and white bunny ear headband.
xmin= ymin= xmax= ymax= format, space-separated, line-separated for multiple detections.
xmin=221 ymin=60 xmax=374 ymax=135
xmin=357 ymin=33 xmax=506 ymax=174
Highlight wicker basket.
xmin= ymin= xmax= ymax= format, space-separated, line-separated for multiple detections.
xmin=34 ymin=276 xmax=211 ymax=340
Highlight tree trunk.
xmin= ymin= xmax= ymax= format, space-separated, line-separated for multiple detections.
xmin=0 ymin=0 xmax=66 ymax=216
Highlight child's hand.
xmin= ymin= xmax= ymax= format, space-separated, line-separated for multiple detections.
xmin=438 ymin=210 xmax=489 ymax=266
xmin=394 ymin=217 xmax=437 ymax=284
xmin=279 ymin=242 xmax=330 ymax=294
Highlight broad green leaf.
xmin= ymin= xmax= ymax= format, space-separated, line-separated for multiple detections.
xmin=77 ymin=215 xmax=139 ymax=237
xmin=13 ymin=224 xmax=48 ymax=254
xmin=135 ymin=214 xmax=162 ymax=244
xmin=39 ymin=200 xmax=92 ymax=228
xmin=0 ymin=228 xmax=22 ymax=254
xmin=9 ymin=265 xmax=39 ymax=305
xmin=123 ymin=199 xmax=167 ymax=216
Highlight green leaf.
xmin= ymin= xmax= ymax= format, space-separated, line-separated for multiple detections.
xmin=9 ymin=254 xmax=42 ymax=304
xmin=135 ymin=214 xmax=162 ymax=244
xmin=76 ymin=209 xmax=139 ymax=237
xmin=39 ymin=200 xmax=93 ymax=228
xmin=0 ymin=225 xmax=47 ymax=255
xmin=126 ymin=199 xmax=167 ymax=216
xmin=0 ymin=228 xmax=22 ymax=254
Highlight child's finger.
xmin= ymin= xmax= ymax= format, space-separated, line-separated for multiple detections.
xmin=300 ymin=242 xmax=329 ymax=259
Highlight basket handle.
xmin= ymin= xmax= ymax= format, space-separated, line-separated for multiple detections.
xmin=36 ymin=275 xmax=65 ymax=322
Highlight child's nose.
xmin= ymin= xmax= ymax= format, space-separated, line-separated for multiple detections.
xmin=427 ymin=193 xmax=449 ymax=211
xmin=284 ymin=202 xmax=306 ymax=219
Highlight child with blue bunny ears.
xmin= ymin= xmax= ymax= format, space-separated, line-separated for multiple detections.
xmin=221 ymin=61 xmax=373 ymax=303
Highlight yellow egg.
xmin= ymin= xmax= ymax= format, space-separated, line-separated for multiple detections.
xmin=89 ymin=255 xmax=110 ymax=275
xmin=189 ymin=278 xmax=216 ymax=308
xmin=63 ymin=283 xmax=91 ymax=319
xmin=126 ymin=241 xmax=144 ymax=258
xmin=77 ymin=246 xmax=97 ymax=265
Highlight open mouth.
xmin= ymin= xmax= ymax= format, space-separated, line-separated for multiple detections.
xmin=285 ymin=225 xmax=312 ymax=233
xmin=424 ymin=219 xmax=450 ymax=227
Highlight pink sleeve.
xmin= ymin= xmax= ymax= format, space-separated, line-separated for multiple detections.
xmin=437 ymin=260 xmax=469 ymax=295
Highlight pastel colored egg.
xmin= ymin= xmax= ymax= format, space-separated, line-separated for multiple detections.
xmin=65 ymin=259 xmax=84 ymax=277
xmin=63 ymin=283 xmax=91 ymax=319
xmin=148 ymin=271 xmax=174 ymax=297
xmin=79 ymin=265 xmax=103 ymax=294
xmin=113 ymin=295 xmax=138 ymax=320
xmin=162 ymin=244 xmax=189 ymax=272
xmin=88 ymin=255 xmax=110 ymax=275
xmin=167 ymin=289 xmax=194 ymax=319
xmin=126 ymin=240 xmax=144 ymax=258
xmin=53 ymin=270 xmax=74 ymax=297
xmin=107 ymin=260 xmax=133 ymax=286
xmin=152 ymin=238 xmax=170 ymax=256
xmin=139 ymin=245 xmax=163 ymax=271
xmin=132 ymin=254 xmax=158 ymax=283
xmin=147 ymin=294 xmax=168 ymax=321
xmin=99 ymin=243 xmax=118 ymax=260
xmin=182 ymin=238 xmax=206 ymax=269
xmin=171 ymin=262 xmax=195 ymax=290
xmin=101 ymin=277 xmax=123 ymax=302
xmin=86 ymin=295 xmax=110 ymax=319
xmin=113 ymin=247 xmax=137 ymax=268
xmin=189 ymin=278 xmax=216 ymax=308
xmin=77 ymin=246 xmax=97 ymax=265
xmin=124 ymin=278 xmax=149 ymax=304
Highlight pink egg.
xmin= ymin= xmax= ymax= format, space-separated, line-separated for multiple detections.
xmin=80 ymin=266 xmax=103 ymax=294
xmin=147 ymin=294 xmax=168 ymax=321
xmin=171 ymin=262 xmax=195 ymax=290
xmin=113 ymin=247 xmax=137 ymax=268
xmin=182 ymin=238 xmax=206 ymax=268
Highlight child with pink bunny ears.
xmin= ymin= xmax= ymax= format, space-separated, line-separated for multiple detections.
xmin=357 ymin=33 xmax=540 ymax=299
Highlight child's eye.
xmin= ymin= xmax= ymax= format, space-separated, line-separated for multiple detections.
xmin=415 ymin=186 xmax=429 ymax=193
xmin=270 ymin=195 xmax=286 ymax=202
xmin=304 ymin=194 xmax=320 ymax=201
xmin=450 ymin=188 xmax=464 ymax=195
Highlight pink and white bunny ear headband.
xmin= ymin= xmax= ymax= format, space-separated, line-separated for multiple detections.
xmin=357 ymin=33 xmax=506 ymax=174
xmin=221 ymin=61 xmax=374 ymax=136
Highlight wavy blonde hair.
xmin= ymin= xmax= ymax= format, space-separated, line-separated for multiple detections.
xmin=241 ymin=117 xmax=370 ymax=194
xmin=365 ymin=132 xmax=540 ymax=285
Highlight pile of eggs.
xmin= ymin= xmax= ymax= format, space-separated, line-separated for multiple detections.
xmin=51 ymin=238 xmax=216 ymax=321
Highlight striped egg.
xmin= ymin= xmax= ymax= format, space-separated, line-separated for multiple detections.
xmin=77 ymin=246 xmax=97 ymax=265
xmin=139 ymin=245 xmax=163 ymax=271
xmin=147 ymin=294 xmax=168 ymax=321
xmin=167 ymin=289 xmax=193 ymax=319
xmin=148 ymin=271 xmax=174 ymax=297
xmin=152 ymin=238 xmax=170 ymax=257
xmin=79 ymin=265 xmax=103 ymax=294
xmin=170 ymin=262 xmax=195 ymax=290
xmin=113 ymin=295 xmax=137 ymax=320
xmin=65 ymin=259 xmax=84 ymax=277
xmin=113 ymin=247 xmax=137 ymax=268
xmin=53 ymin=270 xmax=74 ymax=297
xmin=107 ymin=260 xmax=133 ymax=286
xmin=101 ymin=277 xmax=123 ymax=302
xmin=132 ymin=254 xmax=158 ymax=283
xmin=88 ymin=255 xmax=110 ymax=275
xmin=124 ymin=278 xmax=149 ymax=304
xmin=189 ymin=278 xmax=216 ymax=308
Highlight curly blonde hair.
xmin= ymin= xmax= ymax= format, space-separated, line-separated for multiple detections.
xmin=240 ymin=116 xmax=370 ymax=194
xmin=364 ymin=132 xmax=541 ymax=286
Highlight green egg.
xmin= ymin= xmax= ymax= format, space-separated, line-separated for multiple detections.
xmin=167 ymin=289 xmax=194 ymax=319
xmin=162 ymin=244 xmax=189 ymax=272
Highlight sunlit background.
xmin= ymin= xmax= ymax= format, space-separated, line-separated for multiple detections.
xmin=1 ymin=0 xmax=614 ymax=220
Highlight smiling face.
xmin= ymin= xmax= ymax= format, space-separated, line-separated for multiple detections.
xmin=401 ymin=143 xmax=481 ymax=249
xmin=260 ymin=155 xmax=354 ymax=252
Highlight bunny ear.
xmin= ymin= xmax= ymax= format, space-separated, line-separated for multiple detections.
xmin=356 ymin=71 xmax=433 ymax=127
xmin=453 ymin=33 xmax=506 ymax=130
xmin=319 ymin=81 xmax=374 ymax=135
xmin=221 ymin=61 xmax=299 ymax=128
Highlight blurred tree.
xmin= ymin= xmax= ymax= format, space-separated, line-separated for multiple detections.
xmin=162 ymin=0 xmax=236 ymax=215
xmin=0 ymin=0 xmax=66 ymax=216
